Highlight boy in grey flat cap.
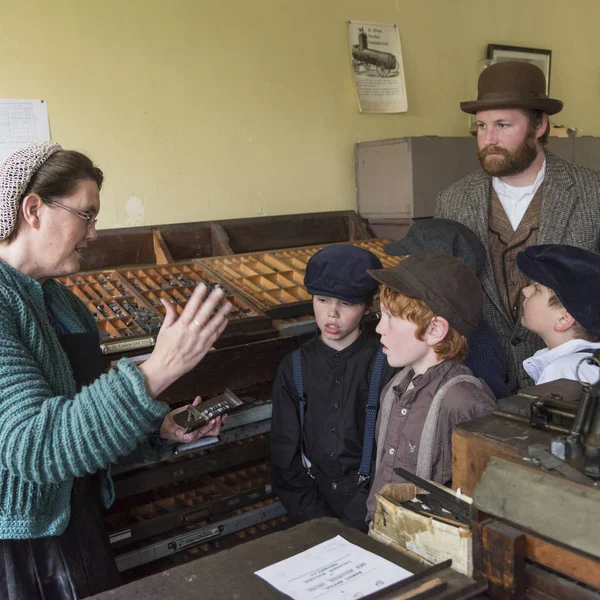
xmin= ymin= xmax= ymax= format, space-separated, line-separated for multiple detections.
xmin=365 ymin=253 xmax=496 ymax=522
xmin=385 ymin=218 xmax=508 ymax=398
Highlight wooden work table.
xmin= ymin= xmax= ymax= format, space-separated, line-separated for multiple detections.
xmin=88 ymin=518 xmax=483 ymax=600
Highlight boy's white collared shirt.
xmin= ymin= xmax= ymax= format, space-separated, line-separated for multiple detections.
xmin=523 ymin=339 xmax=600 ymax=385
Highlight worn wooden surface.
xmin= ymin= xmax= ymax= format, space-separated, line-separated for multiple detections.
xmin=473 ymin=520 xmax=525 ymax=600
xmin=525 ymin=563 xmax=600 ymax=600
xmin=80 ymin=210 xmax=367 ymax=270
xmin=452 ymin=414 xmax=553 ymax=496
xmin=473 ymin=458 xmax=600 ymax=561
xmin=88 ymin=518 xmax=423 ymax=600
xmin=89 ymin=518 xmax=486 ymax=600
xmin=151 ymin=229 xmax=173 ymax=264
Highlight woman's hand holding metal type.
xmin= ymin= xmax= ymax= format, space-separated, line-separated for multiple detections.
xmin=160 ymin=396 xmax=227 ymax=442
xmin=139 ymin=284 xmax=232 ymax=397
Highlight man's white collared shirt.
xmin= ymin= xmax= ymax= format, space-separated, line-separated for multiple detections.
xmin=492 ymin=160 xmax=546 ymax=230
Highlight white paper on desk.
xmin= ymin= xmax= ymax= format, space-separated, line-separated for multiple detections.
xmin=255 ymin=535 xmax=412 ymax=600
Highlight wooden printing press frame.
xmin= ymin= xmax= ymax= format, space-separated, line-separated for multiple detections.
xmin=57 ymin=210 xmax=385 ymax=580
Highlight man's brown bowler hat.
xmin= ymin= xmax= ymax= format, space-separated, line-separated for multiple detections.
xmin=460 ymin=60 xmax=563 ymax=115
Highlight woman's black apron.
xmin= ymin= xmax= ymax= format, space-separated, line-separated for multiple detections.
xmin=0 ymin=331 xmax=122 ymax=599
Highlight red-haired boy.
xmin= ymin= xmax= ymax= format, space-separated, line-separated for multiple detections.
xmin=365 ymin=253 xmax=496 ymax=521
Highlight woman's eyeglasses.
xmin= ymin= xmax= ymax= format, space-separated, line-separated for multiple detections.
xmin=42 ymin=198 xmax=98 ymax=229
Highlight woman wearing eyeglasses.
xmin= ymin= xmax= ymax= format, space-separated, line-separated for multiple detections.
xmin=0 ymin=142 xmax=231 ymax=599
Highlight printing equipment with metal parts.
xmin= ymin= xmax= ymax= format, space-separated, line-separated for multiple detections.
xmin=452 ymin=353 xmax=600 ymax=599
xmin=58 ymin=211 xmax=399 ymax=584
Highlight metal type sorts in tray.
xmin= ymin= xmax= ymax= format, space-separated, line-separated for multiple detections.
xmin=57 ymin=263 xmax=268 ymax=354
xmin=198 ymin=239 xmax=401 ymax=319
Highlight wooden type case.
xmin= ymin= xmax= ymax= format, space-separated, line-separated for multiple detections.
xmin=199 ymin=239 xmax=401 ymax=319
xmin=58 ymin=262 xmax=268 ymax=355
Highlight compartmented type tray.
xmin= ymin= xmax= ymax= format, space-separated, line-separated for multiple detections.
xmin=199 ymin=248 xmax=321 ymax=318
xmin=351 ymin=239 xmax=403 ymax=269
xmin=58 ymin=263 xmax=268 ymax=354
xmin=199 ymin=239 xmax=401 ymax=318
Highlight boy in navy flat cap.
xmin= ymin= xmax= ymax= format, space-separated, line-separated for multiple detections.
xmin=518 ymin=244 xmax=600 ymax=384
xmin=270 ymin=245 xmax=396 ymax=531
xmin=384 ymin=218 xmax=509 ymax=398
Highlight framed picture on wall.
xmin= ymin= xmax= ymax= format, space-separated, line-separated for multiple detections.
xmin=487 ymin=44 xmax=552 ymax=94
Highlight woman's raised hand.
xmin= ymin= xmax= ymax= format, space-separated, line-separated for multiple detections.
xmin=139 ymin=284 xmax=232 ymax=397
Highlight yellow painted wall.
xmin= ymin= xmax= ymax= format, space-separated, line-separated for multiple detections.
xmin=0 ymin=0 xmax=598 ymax=228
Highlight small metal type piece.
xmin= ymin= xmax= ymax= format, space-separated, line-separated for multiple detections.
xmin=173 ymin=389 xmax=244 ymax=434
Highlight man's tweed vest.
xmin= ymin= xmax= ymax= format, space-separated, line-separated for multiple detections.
xmin=488 ymin=185 xmax=543 ymax=326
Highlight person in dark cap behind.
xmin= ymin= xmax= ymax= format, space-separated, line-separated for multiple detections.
xmin=365 ymin=253 xmax=496 ymax=523
xmin=435 ymin=60 xmax=600 ymax=392
xmin=518 ymin=244 xmax=600 ymax=384
xmin=270 ymin=244 xmax=396 ymax=531
xmin=385 ymin=218 xmax=509 ymax=398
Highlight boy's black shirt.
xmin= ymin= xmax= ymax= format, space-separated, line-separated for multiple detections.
xmin=270 ymin=328 xmax=396 ymax=528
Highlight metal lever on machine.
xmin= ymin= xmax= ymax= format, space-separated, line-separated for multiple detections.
xmin=537 ymin=353 xmax=600 ymax=482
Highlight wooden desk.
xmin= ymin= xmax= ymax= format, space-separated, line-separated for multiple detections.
xmin=89 ymin=518 xmax=481 ymax=600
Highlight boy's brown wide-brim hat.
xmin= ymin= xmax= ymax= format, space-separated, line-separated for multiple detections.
xmin=460 ymin=60 xmax=563 ymax=115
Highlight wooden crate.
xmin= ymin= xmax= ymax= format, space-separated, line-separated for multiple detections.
xmin=371 ymin=486 xmax=473 ymax=577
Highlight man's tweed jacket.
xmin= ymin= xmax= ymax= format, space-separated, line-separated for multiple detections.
xmin=435 ymin=152 xmax=600 ymax=391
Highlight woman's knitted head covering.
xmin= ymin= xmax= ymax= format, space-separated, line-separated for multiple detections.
xmin=0 ymin=141 xmax=62 ymax=240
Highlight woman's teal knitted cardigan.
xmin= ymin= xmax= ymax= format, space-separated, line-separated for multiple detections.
xmin=0 ymin=259 xmax=169 ymax=539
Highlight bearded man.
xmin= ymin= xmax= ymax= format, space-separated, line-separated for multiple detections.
xmin=435 ymin=60 xmax=600 ymax=391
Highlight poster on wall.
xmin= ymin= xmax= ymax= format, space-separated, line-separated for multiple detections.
xmin=0 ymin=99 xmax=50 ymax=163
xmin=348 ymin=21 xmax=407 ymax=113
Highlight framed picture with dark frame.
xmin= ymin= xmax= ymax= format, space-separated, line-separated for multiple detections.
xmin=487 ymin=44 xmax=552 ymax=94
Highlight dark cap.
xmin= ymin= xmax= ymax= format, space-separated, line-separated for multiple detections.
xmin=384 ymin=218 xmax=486 ymax=275
xmin=304 ymin=244 xmax=382 ymax=304
xmin=368 ymin=252 xmax=483 ymax=336
xmin=517 ymin=244 xmax=600 ymax=336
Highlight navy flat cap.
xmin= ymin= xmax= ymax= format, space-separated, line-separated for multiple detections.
xmin=517 ymin=244 xmax=600 ymax=336
xmin=384 ymin=218 xmax=486 ymax=275
xmin=304 ymin=244 xmax=382 ymax=303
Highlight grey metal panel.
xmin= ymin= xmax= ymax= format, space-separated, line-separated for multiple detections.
xmin=573 ymin=137 xmax=600 ymax=170
xmin=412 ymin=137 xmax=479 ymax=218
xmin=355 ymin=137 xmax=414 ymax=219
xmin=547 ymin=137 xmax=574 ymax=162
